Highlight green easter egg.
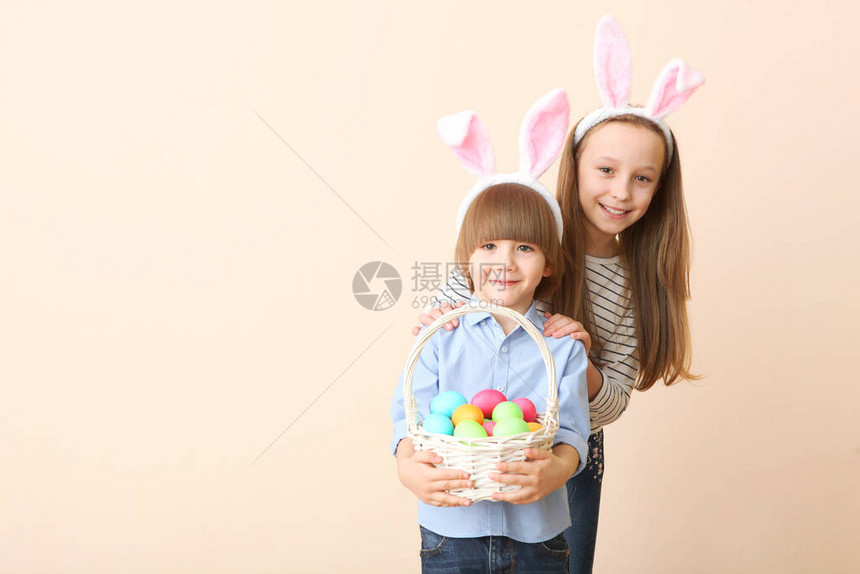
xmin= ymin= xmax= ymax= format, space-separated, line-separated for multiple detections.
xmin=492 ymin=418 xmax=531 ymax=437
xmin=492 ymin=401 xmax=524 ymax=421
xmin=453 ymin=419 xmax=488 ymax=439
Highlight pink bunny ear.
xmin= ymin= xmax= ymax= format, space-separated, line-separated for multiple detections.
xmin=437 ymin=111 xmax=496 ymax=178
xmin=594 ymin=14 xmax=632 ymax=108
xmin=645 ymin=58 xmax=705 ymax=119
xmin=518 ymin=89 xmax=569 ymax=179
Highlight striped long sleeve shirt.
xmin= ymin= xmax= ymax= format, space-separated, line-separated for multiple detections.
xmin=428 ymin=254 xmax=638 ymax=434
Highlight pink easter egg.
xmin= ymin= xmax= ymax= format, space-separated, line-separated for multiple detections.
xmin=482 ymin=420 xmax=496 ymax=436
xmin=471 ymin=389 xmax=507 ymax=420
xmin=512 ymin=398 xmax=537 ymax=423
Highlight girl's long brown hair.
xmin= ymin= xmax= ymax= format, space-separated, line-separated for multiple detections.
xmin=554 ymin=115 xmax=697 ymax=390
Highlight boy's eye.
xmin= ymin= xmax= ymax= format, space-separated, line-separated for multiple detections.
xmin=481 ymin=243 xmax=496 ymax=250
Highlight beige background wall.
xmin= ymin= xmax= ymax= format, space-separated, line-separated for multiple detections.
xmin=0 ymin=1 xmax=857 ymax=572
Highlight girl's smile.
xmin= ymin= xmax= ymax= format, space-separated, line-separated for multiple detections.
xmin=598 ymin=203 xmax=632 ymax=218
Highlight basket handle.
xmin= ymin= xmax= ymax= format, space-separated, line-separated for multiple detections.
xmin=402 ymin=302 xmax=558 ymax=429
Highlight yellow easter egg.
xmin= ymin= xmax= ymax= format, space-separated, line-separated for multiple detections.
xmin=452 ymin=403 xmax=484 ymax=427
xmin=527 ymin=422 xmax=543 ymax=432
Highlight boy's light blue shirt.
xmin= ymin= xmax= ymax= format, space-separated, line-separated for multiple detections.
xmin=390 ymin=296 xmax=591 ymax=544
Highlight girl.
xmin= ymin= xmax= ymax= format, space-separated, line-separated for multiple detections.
xmin=414 ymin=15 xmax=703 ymax=573
xmin=392 ymin=90 xmax=593 ymax=572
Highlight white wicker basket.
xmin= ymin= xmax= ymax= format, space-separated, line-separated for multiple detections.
xmin=403 ymin=302 xmax=560 ymax=502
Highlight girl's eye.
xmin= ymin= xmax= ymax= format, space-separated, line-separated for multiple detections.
xmin=481 ymin=243 xmax=496 ymax=251
xmin=599 ymin=167 xmax=614 ymax=174
xmin=634 ymin=175 xmax=652 ymax=183
xmin=517 ymin=245 xmax=534 ymax=252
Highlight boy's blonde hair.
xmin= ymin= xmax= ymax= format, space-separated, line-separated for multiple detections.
xmin=455 ymin=183 xmax=563 ymax=303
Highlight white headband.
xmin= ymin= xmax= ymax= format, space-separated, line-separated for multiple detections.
xmin=573 ymin=15 xmax=705 ymax=160
xmin=438 ymin=89 xmax=569 ymax=243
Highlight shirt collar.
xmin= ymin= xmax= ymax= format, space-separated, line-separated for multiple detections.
xmin=461 ymin=295 xmax=546 ymax=332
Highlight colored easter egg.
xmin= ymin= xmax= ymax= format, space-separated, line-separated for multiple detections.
xmin=512 ymin=398 xmax=537 ymax=423
xmin=492 ymin=418 xmax=531 ymax=437
xmin=452 ymin=403 xmax=484 ymax=426
xmin=492 ymin=401 xmax=524 ymax=422
xmin=453 ymin=419 xmax=488 ymax=439
xmin=430 ymin=391 xmax=468 ymax=418
xmin=527 ymin=422 xmax=543 ymax=432
xmin=482 ymin=420 xmax=496 ymax=436
xmin=471 ymin=389 xmax=507 ymax=420
xmin=421 ymin=413 xmax=454 ymax=435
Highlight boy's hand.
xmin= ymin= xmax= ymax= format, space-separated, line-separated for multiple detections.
xmin=488 ymin=446 xmax=579 ymax=505
xmin=411 ymin=301 xmax=466 ymax=336
xmin=396 ymin=439 xmax=474 ymax=507
xmin=542 ymin=312 xmax=592 ymax=354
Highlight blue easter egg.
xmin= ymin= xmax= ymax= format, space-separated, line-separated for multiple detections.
xmin=430 ymin=391 xmax=468 ymax=419
xmin=422 ymin=413 xmax=454 ymax=435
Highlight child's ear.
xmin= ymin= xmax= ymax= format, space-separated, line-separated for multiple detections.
xmin=542 ymin=264 xmax=553 ymax=278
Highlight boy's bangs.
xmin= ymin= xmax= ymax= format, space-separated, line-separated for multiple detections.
xmin=466 ymin=186 xmax=555 ymax=250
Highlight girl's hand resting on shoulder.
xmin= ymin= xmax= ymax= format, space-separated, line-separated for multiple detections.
xmin=542 ymin=312 xmax=592 ymax=354
xmin=411 ymin=301 xmax=467 ymax=336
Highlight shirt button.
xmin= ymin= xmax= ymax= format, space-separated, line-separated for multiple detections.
xmin=496 ymin=385 xmax=505 ymax=392
xmin=501 ymin=346 xmax=509 ymax=353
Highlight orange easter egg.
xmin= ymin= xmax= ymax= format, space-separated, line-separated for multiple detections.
xmin=527 ymin=422 xmax=543 ymax=432
xmin=452 ymin=403 xmax=484 ymax=427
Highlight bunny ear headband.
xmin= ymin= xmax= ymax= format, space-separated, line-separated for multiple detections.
xmin=438 ymin=89 xmax=569 ymax=243
xmin=573 ymin=14 xmax=705 ymax=160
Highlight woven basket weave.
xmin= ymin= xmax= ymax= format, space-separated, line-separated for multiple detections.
xmin=403 ymin=302 xmax=559 ymax=502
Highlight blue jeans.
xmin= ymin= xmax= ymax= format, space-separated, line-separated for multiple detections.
xmin=419 ymin=526 xmax=569 ymax=573
xmin=563 ymin=429 xmax=604 ymax=574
